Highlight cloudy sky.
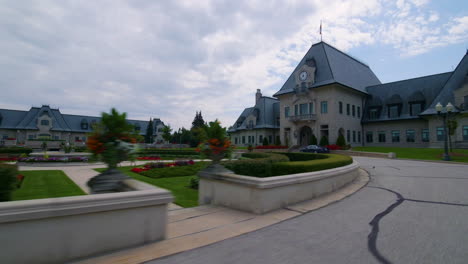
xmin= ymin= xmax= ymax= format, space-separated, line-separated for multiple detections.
xmin=0 ymin=0 xmax=467 ymax=129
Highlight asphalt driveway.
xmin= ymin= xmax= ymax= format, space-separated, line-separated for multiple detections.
xmin=148 ymin=157 xmax=468 ymax=264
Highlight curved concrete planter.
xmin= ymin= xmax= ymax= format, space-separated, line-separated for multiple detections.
xmin=0 ymin=180 xmax=173 ymax=264
xmin=198 ymin=161 xmax=360 ymax=214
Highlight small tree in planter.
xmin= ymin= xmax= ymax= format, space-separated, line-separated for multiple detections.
xmin=336 ymin=134 xmax=346 ymax=148
xmin=310 ymin=134 xmax=318 ymax=145
xmin=196 ymin=120 xmax=233 ymax=166
xmin=262 ymin=137 xmax=269 ymax=146
xmin=86 ymin=108 xmax=138 ymax=193
xmin=0 ymin=164 xmax=18 ymax=201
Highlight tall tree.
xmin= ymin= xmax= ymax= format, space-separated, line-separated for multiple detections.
xmin=191 ymin=111 xmax=206 ymax=129
xmin=145 ymin=118 xmax=154 ymax=144
xmin=162 ymin=125 xmax=173 ymax=143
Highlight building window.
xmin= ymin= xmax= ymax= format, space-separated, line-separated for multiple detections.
xmin=392 ymin=130 xmax=400 ymax=142
xmin=268 ymin=135 xmax=273 ymax=144
xmin=357 ymin=106 xmax=361 ymax=118
xmin=309 ymin=103 xmax=315 ymax=114
xmin=422 ymin=129 xmax=429 ymax=142
xmin=259 ymin=135 xmax=263 ymax=143
xmin=464 ymin=96 xmax=468 ymax=110
xmin=242 ymin=136 xmax=245 ymax=144
xmin=410 ymin=103 xmax=423 ymax=116
xmin=346 ymin=104 xmax=350 ymax=115
xmin=235 ymin=137 xmax=238 ymax=144
xmin=54 ymin=135 xmax=60 ymax=140
xmin=378 ymin=131 xmax=386 ymax=143
xmin=40 ymin=120 xmax=49 ymax=126
xmin=388 ymin=105 xmax=400 ymax=118
xmin=369 ymin=108 xmax=380 ymax=119
xmin=358 ymin=131 xmax=361 ymax=143
xmin=321 ymin=101 xmax=328 ymax=114
xmin=339 ymin=102 xmax=343 ymax=114
xmin=300 ymin=103 xmax=309 ymax=115
xmin=28 ymin=134 xmax=35 ymax=140
xmin=352 ymin=105 xmax=356 ymax=117
xmin=366 ymin=131 xmax=373 ymax=143
xmin=347 ymin=130 xmax=350 ymax=143
xmin=436 ymin=127 xmax=445 ymax=141
xmin=463 ymin=126 xmax=468 ymax=141
xmin=352 ymin=131 xmax=356 ymax=142
xmin=248 ymin=120 xmax=254 ymax=128
xmin=406 ymin=129 xmax=415 ymax=142
xmin=285 ymin=107 xmax=290 ymax=117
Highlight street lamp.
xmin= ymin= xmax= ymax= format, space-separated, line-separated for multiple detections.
xmin=435 ymin=102 xmax=453 ymax=161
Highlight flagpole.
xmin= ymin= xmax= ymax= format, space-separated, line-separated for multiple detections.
xmin=320 ymin=20 xmax=322 ymax=42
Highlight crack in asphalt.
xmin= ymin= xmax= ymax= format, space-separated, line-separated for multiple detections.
xmin=365 ymin=185 xmax=468 ymax=264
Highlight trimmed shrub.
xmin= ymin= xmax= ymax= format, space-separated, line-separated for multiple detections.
xmin=275 ymin=136 xmax=281 ymax=145
xmin=223 ymin=153 xmax=289 ymax=177
xmin=319 ymin=136 xmax=329 ymax=146
xmin=262 ymin=137 xmax=269 ymax=146
xmin=310 ymin=134 xmax=318 ymax=145
xmin=0 ymin=147 xmax=33 ymax=155
xmin=336 ymin=134 xmax=346 ymax=147
xmin=0 ymin=164 xmax=18 ymax=201
xmin=276 ymin=152 xmax=328 ymax=161
xmin=189 ymin=176 xmax=199 ymax=189
xmin=254 ymin=145 xmax=288 ymax=150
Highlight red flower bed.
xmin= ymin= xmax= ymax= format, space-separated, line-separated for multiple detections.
xmin=325 ymin=144 xmax=342 ymax=150
xmin=136 ymin=156 xmax=161 ymax=160
xmin=0 ymin=157 xmax=18 ymax=161
xmin=131 ymin=160 xmax=195 ymax=174
xmin=254 ymin=145 xmax=288 ymax=149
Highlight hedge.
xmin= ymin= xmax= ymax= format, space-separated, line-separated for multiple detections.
xmin=139 ymin=149 xmax=199 ymax=156
xmin=0 ymin=164 xmax=18 ymax=201
xmin=269 ymin=154 xmax=353 ymax=176
xmin=223 ymin=152 xmax=352 ymax=177
xmin=140 ymin=162 xmax=209 ymax=178
xmin=0 ymin=147 xmax=33 ymax=155
xmin=223 ymin=153 xmax=290 ymax=177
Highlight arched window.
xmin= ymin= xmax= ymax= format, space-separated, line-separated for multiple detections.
xmin=80 ymin=119 xmax=89 ymax=130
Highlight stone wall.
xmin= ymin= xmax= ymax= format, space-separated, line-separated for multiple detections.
xmin=0 ymin=180 xmax=173 ymax=264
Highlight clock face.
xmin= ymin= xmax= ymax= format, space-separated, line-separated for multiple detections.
xmin=299 ymin=71 xmax=308 ymax=81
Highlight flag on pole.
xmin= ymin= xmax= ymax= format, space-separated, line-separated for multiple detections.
xmin=319 ymin=20 xmax=322 ymax=41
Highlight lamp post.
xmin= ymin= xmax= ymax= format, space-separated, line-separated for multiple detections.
xmin=435 ymin=102 xmax=454 ymax=161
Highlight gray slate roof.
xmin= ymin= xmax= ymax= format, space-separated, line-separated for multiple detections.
xmin=0 ymin=105 xmax=163 ymax=135
xmin=228 ymin=97 xmax=279 ymax=133
xmin=421 ymin=52 xmax=468 ymax=115
xmin=363 ymin=72 xmax=452 ymax=122
xmin=274 ymin=42 xmax=381 ymax=96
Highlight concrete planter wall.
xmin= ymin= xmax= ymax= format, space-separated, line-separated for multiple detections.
xmin=331 ymin=150 xmax=396 ymax=159
xmin=198 ymin=161 xmax=360 ymax=214
xmin=0 ymin=180 xmax=173 ymax=264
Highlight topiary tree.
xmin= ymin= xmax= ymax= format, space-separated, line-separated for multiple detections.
xmin=319 ymin=135 xmax=329 ymax=146
xmin=275 ymin=136 xmax=281 ymax=145
xmin=145 ymin=118 xmax=154 ymax=144
xmin=447 ymin=119 xmax=458 ymax=151
xmin=310 ymin=134 xmax=318 ymax=145
xmin=336 ymin=134 xmax=346 ymax=147
xmin=262 ymin=137 xmax=269 ymax=146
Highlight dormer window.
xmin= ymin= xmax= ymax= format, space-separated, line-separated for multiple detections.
xmin=408 ymin=91 xmax=425 ymax=116
xmin=80 ymin=119 xmax=89 ymax=130
xmin=386 ymin=94 xmax=403 ymax=118
xmin=368 ymin=107 xmax=381 ymax=119
xmin=40 ymin=120 xmax=49 ymax=126
xmin=248 ymin=120 xmax=254 ymax=129
xmin=409 ymin=103 xmax=423 ymax=116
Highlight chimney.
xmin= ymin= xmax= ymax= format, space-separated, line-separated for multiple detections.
xmin=256 ymin=89 xmax=262 ymax=104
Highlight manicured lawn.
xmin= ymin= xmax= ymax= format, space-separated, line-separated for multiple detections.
xmin=12 ymin=170 xmax=86 ymax=201
xmin=352 ymin=147 xmax=468 ymax=163
xmin=95 ymin=165 xmax=201 ymax=208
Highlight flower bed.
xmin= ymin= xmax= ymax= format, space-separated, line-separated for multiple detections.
xmin=130 ymin=160 xmax=195 ymax=173
xmin=136 ymin=156 xmax=161 ymax=161
xmin=325 ymin=144 xmax=342 ymax=150
xmin=0 ymin=157 xmax=18 ymax=162
xmin=18 ymin=156 xmax=89 ymax=162
xmin=254 ymin=145 xmax=288 ymax=149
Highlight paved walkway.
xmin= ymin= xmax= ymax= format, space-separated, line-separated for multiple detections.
xmin=141 ymin=157 xmax=468 ymax=264
xmin=73 ymin=169 xmax=368 ymax=264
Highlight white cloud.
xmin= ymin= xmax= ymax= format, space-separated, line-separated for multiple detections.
xmin=0 ymin=0 xmax=466 ymax=130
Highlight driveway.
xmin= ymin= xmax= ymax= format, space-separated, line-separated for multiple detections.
xmin=148 ymin=157 xmax=468 ymax=264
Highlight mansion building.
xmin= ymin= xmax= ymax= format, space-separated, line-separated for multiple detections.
xmin=229 ymin=41 xmax=468 ymax=148
xmin=0 ymin=105 xmax=165 ymax=148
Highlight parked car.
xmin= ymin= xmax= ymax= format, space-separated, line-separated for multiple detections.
xmin=300 ymin=145 xmax=330 ymax=153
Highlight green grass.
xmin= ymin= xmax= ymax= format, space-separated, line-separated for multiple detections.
xmin=352 ymin=147 xmax=468 ymax=163
xmin=95 ymin=165 xmax=201 ymax=208
xmin=12 ymin=170 xmax=86 ymax=201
